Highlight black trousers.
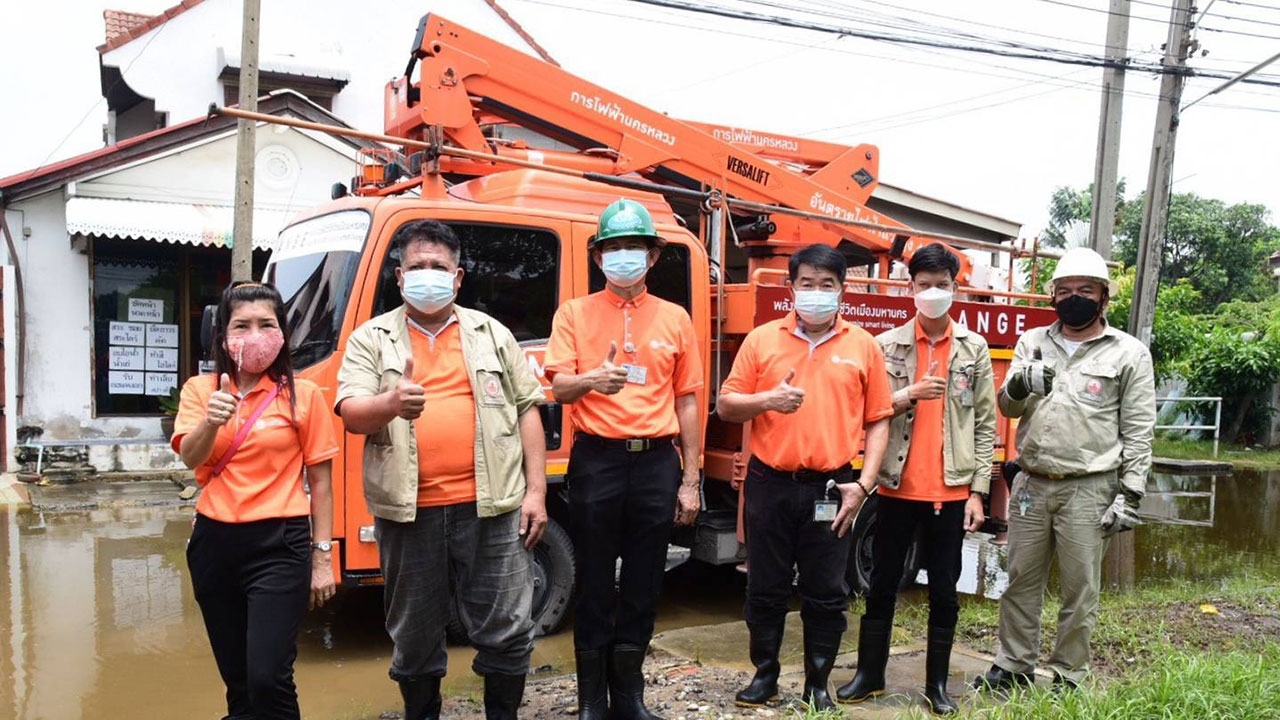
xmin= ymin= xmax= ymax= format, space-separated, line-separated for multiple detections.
xmin=743 ymin=458 xmax=853 ymax=635
xmin=187 ymin=514 xmax=311 ymax=720
xmin=567 ymin=435 xmax=680 ymax=651
xmin=865 ymin=495 xmax=967 ymax=631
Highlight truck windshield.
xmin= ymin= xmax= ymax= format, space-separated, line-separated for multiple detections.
xmin=266 ymin=210 xmax=370 ymax=369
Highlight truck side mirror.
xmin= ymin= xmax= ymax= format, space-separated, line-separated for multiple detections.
xmin=200 ymin=305 xmax=218 ymax=360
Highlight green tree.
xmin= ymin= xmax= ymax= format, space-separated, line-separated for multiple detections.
xmin=1041 ymin=181 xmax=1128 ymax=250
xmin=1106 ymin=271 xmax=1204 ymax=383
xmin=1114 ymin=194 xmax=1280 ymax=311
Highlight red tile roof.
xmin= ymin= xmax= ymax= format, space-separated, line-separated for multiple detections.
xmin=104 ymin=9 xmax=157 ymax=44
xmin=97 ymin=0 xmax=204 ymax=54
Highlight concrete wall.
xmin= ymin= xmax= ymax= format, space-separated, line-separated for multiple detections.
xmin=100 ymin=0 xmax=548 ymax=136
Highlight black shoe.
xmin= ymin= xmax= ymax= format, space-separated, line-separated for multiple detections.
xmin=398 ymin=676 xmax=442 ymax=720
xmin=575 ymin=650 xmax=609 ymax=720
xmin=836 ymin=617 xmax=891 ymax=704
xmin=735 ymin=622 xmax=785 ymax=707
xmin=608 ymin=644 xmax=663 ymax=720
xmin=972 ymin=664 xmax=1033 ymax=692
xmin=923 ymin=627 xmax=958 ymax=716
xmin=801 ymin=626 xmax=841 ymax=711
xmin=483 ymin=673 xmax=526 ymax=720
xmin=1050 ymin=672 xmax=1079 ymax=694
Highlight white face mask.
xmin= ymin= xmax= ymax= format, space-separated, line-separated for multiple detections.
xmin=914 ymin=287 xmax=953 ymax=319
xmin=793 ymin=289 xmax=841 ymax=326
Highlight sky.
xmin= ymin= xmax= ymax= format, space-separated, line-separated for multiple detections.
xmin=2 ymin=0 xmax=1278 ymax=238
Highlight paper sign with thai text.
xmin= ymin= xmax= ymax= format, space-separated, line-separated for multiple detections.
xmin=109 ymin=322 xmax=146 ymax=346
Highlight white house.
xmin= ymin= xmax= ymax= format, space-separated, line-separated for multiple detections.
xmin=0 ymin=0 xmax=558 ymax=475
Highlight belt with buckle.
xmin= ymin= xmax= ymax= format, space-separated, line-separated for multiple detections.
xmin=755 ymin=459 xmax=853 ymax=483
xmin=576 ymin=434 xmax=676 ymax=453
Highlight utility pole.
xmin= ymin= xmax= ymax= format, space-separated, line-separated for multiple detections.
xmin=230 ymin=0 xmax=261 ymax=282
xmin=1128 ymin=0 xmax=1196 ymax=345
xmin=1088 ymin=0 xmax=1131 ymax=260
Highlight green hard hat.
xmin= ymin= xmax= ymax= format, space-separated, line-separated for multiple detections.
xmin=589 ymin=198 xmax=665 ymax=248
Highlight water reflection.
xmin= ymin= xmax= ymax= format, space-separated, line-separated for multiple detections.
xmin=2 ymin=470 xmax=1277 ymax=719
xmin=0 ymin=506 xmax=748 ymax=720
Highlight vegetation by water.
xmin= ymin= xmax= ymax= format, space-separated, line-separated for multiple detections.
xmin=874 ymin=572 xmax=1280 ymax=718
xmin=1154 ymin=437 xmax=1280 ymax=471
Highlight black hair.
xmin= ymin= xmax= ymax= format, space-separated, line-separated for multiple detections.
xmin=907 ymin=242 xmax=960 ymax=280
xmin=390 ymin=219 xmax=461 ymax=265
xmin=213 ymin=281 xmax=296 ymax=419
xmin=788 ymin=244 xmax=847 ymax=283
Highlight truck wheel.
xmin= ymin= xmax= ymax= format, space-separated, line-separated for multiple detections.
xmin=846 ymin=493 xmax=922 ymax=596
xmin=446 ymin=517 xmax=576 ymax=644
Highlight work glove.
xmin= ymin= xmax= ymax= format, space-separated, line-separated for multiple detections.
xmin=1100 ymin=494 xmax=1142 ymax=538
xmin=1005 ymin=363 xmax=1055 ymax=401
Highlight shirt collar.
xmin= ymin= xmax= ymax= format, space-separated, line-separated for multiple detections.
xmin=235 ymin=374 xmax=278 ymax=398
xmin=603 ymin=287 xmax=649 ymax=308
xmin=781 ymin=312 xmax=850 ymax=337
xmin=914 ymin=317 xmax=954 ymax=343
xmin=408 ymin=313 xmax=458 ymax=339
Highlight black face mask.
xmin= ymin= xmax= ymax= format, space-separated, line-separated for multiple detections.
xmin=1055 ymin=294 xmax=1101 ymax=328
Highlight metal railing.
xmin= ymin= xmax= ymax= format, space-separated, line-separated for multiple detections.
xmin=1155 ymin=396 xmax=1223 ymax=458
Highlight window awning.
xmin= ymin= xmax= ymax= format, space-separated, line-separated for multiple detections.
xmin=65 ymin=196 xmax=294 ymax=250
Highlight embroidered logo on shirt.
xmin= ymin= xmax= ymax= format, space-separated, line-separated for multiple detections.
xmin=830 ymin=355 xmax=859 ymax=367
xmin=649 ymin=339 xmax=677 ymax=352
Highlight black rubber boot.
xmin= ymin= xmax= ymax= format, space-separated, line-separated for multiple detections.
xmin=575 ymin=650 xmax=609 ymax=720
xmin=836 ymin=617 xmax=891 ymax=704
xmin=608 ymin=644 xmax=663 ymax=720
xmin=484 ymin=673 xmax=526 ymax=720
xmin=972 ymin=664 xmax=1034 ymax=692
xmin=923 ymin=627 xmax=958 ymax=716
xmin=801 ymin=627 xmax=841 ymax=711
xmin=398 ymin=676 xmax=442 ymax=720
xmin=734 ymin=622 xmax=785 ymax=707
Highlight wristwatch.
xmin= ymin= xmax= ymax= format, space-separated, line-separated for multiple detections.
xmin=312 ymin=540 xmax=333 ymax=552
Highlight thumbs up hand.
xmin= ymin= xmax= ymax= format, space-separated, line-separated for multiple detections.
xmin=392 ymin=356 xmax=427 ymax=420
xmin=909 ymin=360 xmax=947 ymax=402
xmin=205 ymin=373 xmax=239 ymax=427
xmin=765 ymin=369 xmax=806 ymax=414
xmin=589 ymin=341 xmax=630 ymax=396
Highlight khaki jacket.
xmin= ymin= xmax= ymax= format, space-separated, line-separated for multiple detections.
xmin=998 ymin=320 xmax=1156 ymax=497
xmin=336 ymin=306 xmax=545 ymax=522
xmin=876 ymin=319 xmax=996 ymax=494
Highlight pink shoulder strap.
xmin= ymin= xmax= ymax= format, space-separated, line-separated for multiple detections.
xmin=211 ymin=383 xmax=282 ymax=476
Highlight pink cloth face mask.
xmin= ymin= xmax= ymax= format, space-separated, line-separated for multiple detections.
xmin=225 ymin=330 xmax=285 ymax=374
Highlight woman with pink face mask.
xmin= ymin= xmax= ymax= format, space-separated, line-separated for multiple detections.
xmin=172 ymin=282 xmax=340 ymax=720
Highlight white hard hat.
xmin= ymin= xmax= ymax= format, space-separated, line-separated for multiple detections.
xmin=1048 ymin=247 xmax=1118 ymax=295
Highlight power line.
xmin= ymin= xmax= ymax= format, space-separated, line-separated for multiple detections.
xmin=1221 ymin=0 xmax=1280 ymax=11
xmin=622 ymin=0 xmax=1280 ymax=88
xmin=1029 ymin=0 xmax=1173 ymax=24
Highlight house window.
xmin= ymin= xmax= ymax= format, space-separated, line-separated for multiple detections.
xmin=92 ymin=241 xmax=182 ymax=416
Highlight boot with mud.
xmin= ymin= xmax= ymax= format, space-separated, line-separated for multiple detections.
xmin=923 ymin=627 xmax=958 ymax=715
xmin=608 ymin=644 xmax=663 ymax=720
xmin=483 ymin=673 xmax=526 ymax=720
xmin=800 ymin=627 xmax=841 ymax=711
xmin=398 ymin=676 xmax=442 ymax=720
xmin=574 ymin=650 xmax=609 ymax=720
xmin=734 ymin=622 xmax=785 ymax=707
xmin=836 ymin=617 xmax=891 ymax=703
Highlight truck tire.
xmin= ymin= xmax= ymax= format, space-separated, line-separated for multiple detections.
xmin=846 ymin=493 xmax=922 ymax=596
xmin=446 ymin=517 xmax=576 ymax=644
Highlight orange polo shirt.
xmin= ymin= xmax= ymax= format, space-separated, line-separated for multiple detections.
xmin=882 ymin=320 xmax=970 ymax=503
xmin=721 ymin=313 xmax=894 ymax=472
xmin=408 ymin=319 xmax=478 ymax=508
xmin=173 ymin=374 xmax=340 ymax=523
xmin=544 ymin=288 xmax=703 ymax=439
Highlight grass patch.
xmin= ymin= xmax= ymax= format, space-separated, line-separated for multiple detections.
xmin=948 ymin=645 xmax=1280 ymax=719
xmin=872 ymin=572 xmax=1280 ymax=679
xmin=1153 ymin=437 xmax=1280 ymax=470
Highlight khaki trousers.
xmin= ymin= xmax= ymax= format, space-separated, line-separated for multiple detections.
xmin=995 ymin=472 xmax=1116 ymax=684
